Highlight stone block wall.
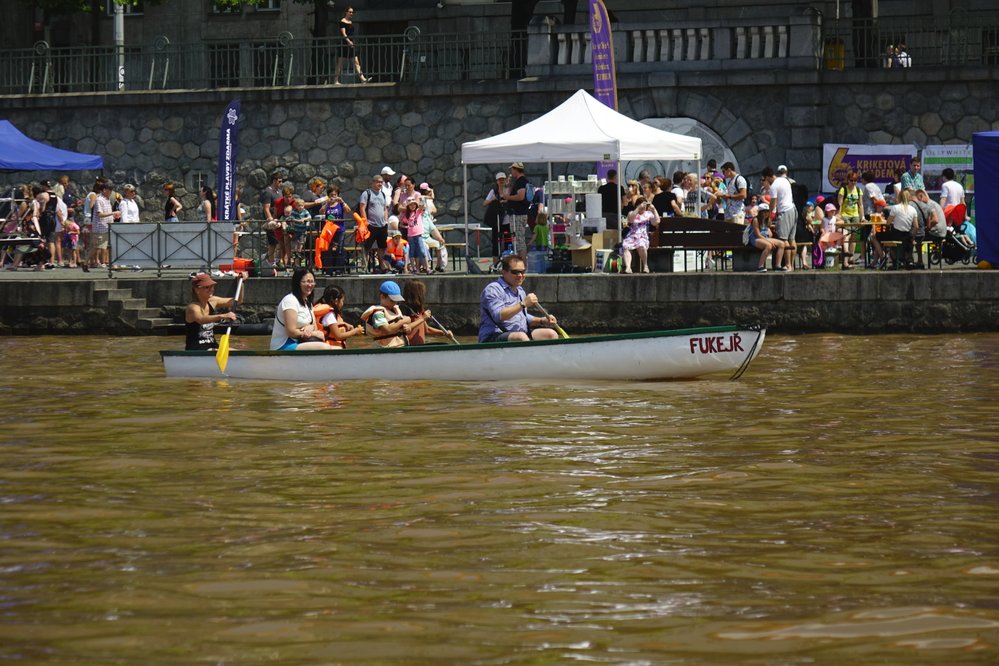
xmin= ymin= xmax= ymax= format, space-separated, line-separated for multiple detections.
xmin=2 ymin=67 xmax=997 ymax=226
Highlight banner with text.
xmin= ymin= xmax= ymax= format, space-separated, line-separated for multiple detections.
xmin=216 ymin=100 xmax=240 ymax=222
xmin=822 ymin=143 xmax=916 ymax=192
xmin=922 ymin=144 xmax=974 ymax=193
xmin=589 ymin=0 xmax=616 ymax=178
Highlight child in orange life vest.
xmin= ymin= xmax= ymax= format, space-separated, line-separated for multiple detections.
xmin=400 ymin=279 xmax=451 ymax=345
xmin=385 ymin=227 xmax=409 ymax=273
xmin=360 ymin=280 xmax=413 ymax=347
xmin=313 ymin=284 xmax=365 ymax=349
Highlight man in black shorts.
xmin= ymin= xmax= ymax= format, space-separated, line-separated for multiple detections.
xmin=358 ymin=176 xmax=390 ymax=273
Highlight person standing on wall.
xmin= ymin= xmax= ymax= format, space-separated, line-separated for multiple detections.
xmin=333 ymin=6 xmax=370 ymax=85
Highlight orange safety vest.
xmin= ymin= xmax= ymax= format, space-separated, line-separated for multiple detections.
xmin=353 ymin=212 xmax=370 ymax=243
xmin=313 ymin=220 xmax=341 ymax=270
xmin=360 ymin=305 xmax=406 ymax=347
xmin=312 ymin=303 xmax=347 ymax=348
xmin=386 ymin=236 xmax=408 ymax=262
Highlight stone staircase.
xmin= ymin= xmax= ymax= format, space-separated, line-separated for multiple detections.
xmin=92 ymin=280 xmax=174 ymax=333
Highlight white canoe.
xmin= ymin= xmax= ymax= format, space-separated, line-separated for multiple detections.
xmin=160 ymin=326 xmax=766 ymax=382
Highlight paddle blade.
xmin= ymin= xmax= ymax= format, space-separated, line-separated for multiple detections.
xmin=215 ymin=332 xmax=231 ymax=373
xmin=555 ymin=325 xmax=570 ymax=339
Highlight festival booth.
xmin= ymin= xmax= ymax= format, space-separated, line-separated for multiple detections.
xmin=972 ymin=130 xmax=998 ymax=268
xmin=460 ymin=90 xmax=702 ymax=271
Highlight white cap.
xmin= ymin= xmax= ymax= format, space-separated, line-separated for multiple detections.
xmin=494 ymin=171 xmax=507 ymax=180
xmin=777 ymin=164 xmax=788 ymax=174
xmin=381 ymin=166 xmax=396 ymax=176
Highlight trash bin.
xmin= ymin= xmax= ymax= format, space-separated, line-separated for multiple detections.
xmin=825 ymin=38 xmax=845 ymax=70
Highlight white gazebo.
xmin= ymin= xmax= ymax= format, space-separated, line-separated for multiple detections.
xmin=460 ymin=89 xmax=703 ymax=264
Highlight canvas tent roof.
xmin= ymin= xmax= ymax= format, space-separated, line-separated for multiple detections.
xmin=972 ymin=130 xmax=997 ymax=265
xmin=0 ymin=120 xmax=104 ymax=171
xmin=461 ymin=89 xmax=702 ymax=164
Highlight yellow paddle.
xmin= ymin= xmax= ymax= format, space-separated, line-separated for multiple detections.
xmin=535 ymin=303 xmax=569 ymax=339
xmin=215 ymin=277 xmax=244 ymax=374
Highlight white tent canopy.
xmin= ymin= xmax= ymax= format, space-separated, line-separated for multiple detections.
xmin=461 ymin=89 xmax=702 ymax=164
xmin=459 ymin=90 xmax=704 ymax=268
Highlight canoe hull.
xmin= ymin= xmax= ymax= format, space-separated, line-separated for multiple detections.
xmin=160 ymin=327 xmax=765 ymax=382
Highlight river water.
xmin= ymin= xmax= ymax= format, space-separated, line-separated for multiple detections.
xmin=1 ymin=333 xmax=998 ymax=664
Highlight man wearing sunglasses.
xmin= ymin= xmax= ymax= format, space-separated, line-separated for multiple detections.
xmin=478 ymin=255 xmax=558 ymax=343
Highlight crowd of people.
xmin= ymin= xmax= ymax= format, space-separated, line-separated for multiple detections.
xmin=258 ymin=167 xmax=450 ymax=275
xmin=3 ymin=152 xmax=973 ymax=276
xmin=1 ymin=175 xmax=216 ymax=272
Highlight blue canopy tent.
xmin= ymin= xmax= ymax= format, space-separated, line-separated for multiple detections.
xmin=0 ymin=120 xmax=103 ymax=171
xmin=972 ymin=130 xmax=998 ymax=266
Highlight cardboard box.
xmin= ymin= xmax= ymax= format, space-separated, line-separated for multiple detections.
xmin=588 ymin=230 xmax=618 ymax=250
xmin=571 ymin=247 xmax=594 ymax=268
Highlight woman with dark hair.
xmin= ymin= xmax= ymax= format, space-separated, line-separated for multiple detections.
xmin=269 ymin=269 xmax=330 ymax=350
xmin=199 ymin=185 xmax=217 ymax=222
xmin=163 ymin=182 xmax=183 ymax=222
xmin=333 ymin=6 xmax=370 ymax=85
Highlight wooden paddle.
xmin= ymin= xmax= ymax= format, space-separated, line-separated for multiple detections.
xmin=428 ymin=313 xmax=460 ymax=345
xmin=400 ymin=303 xmax=459 ymax=345
xmin=215 ymin=277 xmax=244 ymax=374
xmin=535 ymin=303 xmax=569 ymax=339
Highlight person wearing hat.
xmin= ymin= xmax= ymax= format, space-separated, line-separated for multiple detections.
xmin=483 ymin=171 xmax=509 ymax=267
xmin=500 ymin=162 xmax=531 ymax=259
xmin=384 ymin=222 xmax=409 ymax=273
xmin=119 ymin=184 xmax=141 ymax=224
xmin=269 ymin=268 xmax=330 ymax=351
xmin=818 ymin=202 xmax=849 ymax=265
xmin=184 ymin=273 xmax=243 ymax=350
xmin=360 ymin=280 xmax=413 ymax=348
xmin=743 ymin=200 xmax=786 ymax=272
xmin=379 ymin=166 xmax=396 ymax=201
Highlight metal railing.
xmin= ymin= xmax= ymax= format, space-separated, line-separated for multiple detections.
xmin=0 ymin=30 xmax=527 ymax=95
xmin=821 ymin=11 xmax=999 ymax=69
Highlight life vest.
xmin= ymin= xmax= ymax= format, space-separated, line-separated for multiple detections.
xmin=360 ymin=305 xmax=406 ymax=347
xmin=353 ymin=212 xmax=370 ymax=243
xmin=312 ymin=303 xmax=347 ymax=348
xmin=386 ymin=236 xmax=408 ymax=262
xmin=313 ymin=220 xmax=341 ymax=269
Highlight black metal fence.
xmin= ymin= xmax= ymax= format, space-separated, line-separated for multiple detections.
xmin=0 ymin=31 xmax=527 ymax=95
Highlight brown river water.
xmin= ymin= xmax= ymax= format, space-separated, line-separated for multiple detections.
xmin=1 ymin=333 xmax=998 ymax=664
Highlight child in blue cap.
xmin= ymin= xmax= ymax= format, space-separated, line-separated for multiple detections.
xmin=359 ymin=280 xmax=413 ymax=347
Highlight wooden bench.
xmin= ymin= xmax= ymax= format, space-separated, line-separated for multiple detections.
xmin=649 ymin=218 xmax=759 ymax=272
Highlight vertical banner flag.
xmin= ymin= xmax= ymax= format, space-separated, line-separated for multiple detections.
xmin=216 ymin=100 xmax=240 ymax=222
xmin=589 ymin=0 xmax=617 ymax=178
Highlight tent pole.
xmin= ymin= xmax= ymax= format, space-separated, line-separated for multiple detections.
xmin=463 ymin=164 xmax=469 ymax=273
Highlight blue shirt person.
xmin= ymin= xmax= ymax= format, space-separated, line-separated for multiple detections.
xmin=478 ymin=256 xmax=558 ymax=343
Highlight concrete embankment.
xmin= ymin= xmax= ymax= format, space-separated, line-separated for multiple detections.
xmin=1 ymin=270 xmax=998 ymax=335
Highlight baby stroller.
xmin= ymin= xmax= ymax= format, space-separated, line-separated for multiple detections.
xmin=938 ymin=227 xmax=976 ymax=265
xmin=1 ymin=197 xmax=46 ymax=269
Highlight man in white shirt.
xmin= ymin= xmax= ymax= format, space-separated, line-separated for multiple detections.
xmin=119 ymin=184 xmax=141 ymax=223
xmin=763 ymin=166 xmax=797 ymax=270
xmin=379 ymin=166 xmax=396 ymax=203
xmin=939 ymin=168 xmax=966 ymax=224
